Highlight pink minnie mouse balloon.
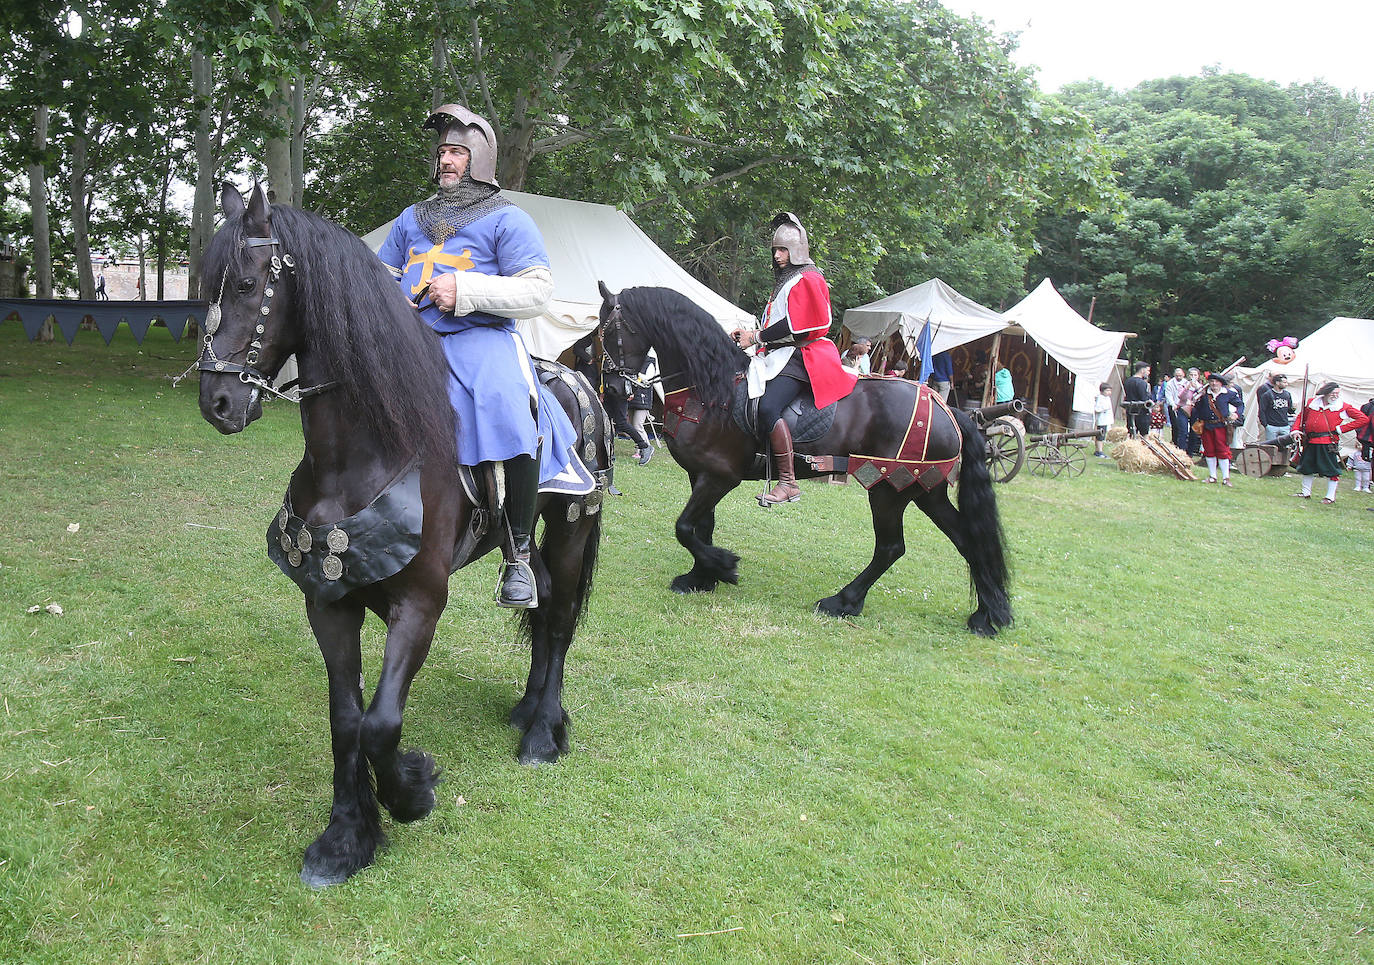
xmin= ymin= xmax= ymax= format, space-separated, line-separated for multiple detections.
xmin=1266 ymin=336 xmax=1298 ymax=364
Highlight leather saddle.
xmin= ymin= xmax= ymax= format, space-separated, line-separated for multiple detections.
xmin=730 ymin=378 xmax=837 ymax=445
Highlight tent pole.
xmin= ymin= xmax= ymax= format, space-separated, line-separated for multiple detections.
xmin=1029 ymin=344 xmax=1044 ymax=419
xmin=982 ymin=332 xmax=1002 ymax=407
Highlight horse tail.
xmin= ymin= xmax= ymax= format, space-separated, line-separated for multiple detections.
xmin=568 ymin=512 xmax=601 ymax=631
xmin=951 ymin=408 xmax=1012 ymax=633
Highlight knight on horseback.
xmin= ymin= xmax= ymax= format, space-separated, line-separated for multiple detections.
xmin=730 ymin=212 xmax=857 ymax=507
xmin=376 ymin=103 xmax=582 ymax=609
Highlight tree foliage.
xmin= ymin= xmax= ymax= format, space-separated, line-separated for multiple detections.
xmin=1032 ymin=74 xmax=1374 ymax=370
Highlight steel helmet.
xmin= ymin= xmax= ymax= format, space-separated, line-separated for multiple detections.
xmin=770 ymin=212 xmax=813 ymax=266
xmin=423 ymin=104 xmax=499 ymax=188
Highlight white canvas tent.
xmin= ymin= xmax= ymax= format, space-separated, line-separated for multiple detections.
xmin=842 ymin=277 xmax=1127 ymax=417
xmin=1000 ymin=279 xmax=1128 ymax=415
xmin=360 ymin=190 xmax=753 ymax=360
xmin=840 ymin=277 xmax=1008 ymax=353
xmin=1232 ymin=316 xmax=1374 ymax=444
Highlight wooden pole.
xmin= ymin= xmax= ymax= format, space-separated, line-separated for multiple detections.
xmin=1028 ymin=343 xmax=1044 ymax=421
xmin=982 ymin=332 xmax=1002 ymax=407
xmin=1087 ymin=296 xmax=1096 ymax=325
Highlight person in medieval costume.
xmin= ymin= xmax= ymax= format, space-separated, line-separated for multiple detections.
xmin=376 ymin=103 xmax=582 ymax=608
xmin=1291 ymin=381 xmax=1369 ymax=504
xmin=730 ymin=212 xmax=857 ymax=506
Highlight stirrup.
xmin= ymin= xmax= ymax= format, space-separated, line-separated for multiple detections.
xmin=756 ymin=483 xmax=801 ymax=507
xmin=495 ymin=558 xmax=538 ymax=609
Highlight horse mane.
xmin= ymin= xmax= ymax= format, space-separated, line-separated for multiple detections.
xmin=617 ymin=286 xmax=748 ymax=409
xmin=204 ymin=205 xmax=456 ymax=465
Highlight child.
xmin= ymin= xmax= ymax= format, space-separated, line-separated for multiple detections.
xmin=1347 ymin=448 xmax=1372 ymax=493
xmin=1149 ymin=401 xmax=1167 ymax=437
xmin=1093 ymin=381 xmax=1113 ymax=458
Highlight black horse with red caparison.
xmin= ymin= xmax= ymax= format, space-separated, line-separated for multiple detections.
xmin=598 ymin=282 xmax=1011 ymax=635
xmin=197 ymin=184 xmax=608 ymax=887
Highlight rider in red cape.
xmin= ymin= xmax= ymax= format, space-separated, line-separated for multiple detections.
xmin=731 ymin=212 xmax=857 ymax=506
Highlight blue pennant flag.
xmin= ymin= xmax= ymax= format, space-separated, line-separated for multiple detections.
xmin=915 ymin=318 xmax=934 ymax=384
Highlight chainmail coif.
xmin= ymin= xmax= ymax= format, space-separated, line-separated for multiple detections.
xmin=414 ymin=173 xmax=513 ymax=245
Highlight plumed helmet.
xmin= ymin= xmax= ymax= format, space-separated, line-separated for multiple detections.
xmin=769 ymin=212 xmax=813 ymax=266
xmin=423 ymin=104 xmax=499 ymax=188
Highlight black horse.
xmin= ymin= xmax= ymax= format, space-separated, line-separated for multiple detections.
xmin=598 ymin=283 xmax=1010 ymax=635
xmin=197 ymin=184 xmax=608 ymax=886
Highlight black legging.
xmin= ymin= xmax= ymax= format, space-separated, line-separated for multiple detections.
xmin=603 ymin=383 xmax=649 ymax=449
xmin=758 ymin=374 xmax=806 ymax=436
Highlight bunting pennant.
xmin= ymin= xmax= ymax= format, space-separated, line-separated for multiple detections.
xmin=56 ymin=308 xmax=84 ymax=345
xmin=95 ymin=311 xmax=122 ymax=345
xmin=1 ymin=298 xmax=208 ymax=345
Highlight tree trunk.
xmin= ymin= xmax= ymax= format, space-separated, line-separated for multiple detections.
xmin=156 ymin=150 xmax=171 ymax=300
xmin=263 ymin=4 xmax=294 ymax=204
xmin=499 ymin=110 xmax=537 ymax=191
xmin=69 ymin=127 xmax=96 ymax=301
xmin=291 ymin=75 xmax=306 ymax=206
xmin=136 ymin=235 xmax=147 ymax=300
xmin=188 ymin=50 xmax=215 ymax=300
xmin=29 ymin=104 xmax=54 ymax=339
xmin=431 ymin=31 xmax=446 ymax=110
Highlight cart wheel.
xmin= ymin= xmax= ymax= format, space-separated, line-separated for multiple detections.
xmin=1062 ymin=444 xmax=1087 ymax=477
xmin=983 ymin=416 xmax=1026 ymax=483
xmin=1028 ymin=440 xmax=1054 ymax=476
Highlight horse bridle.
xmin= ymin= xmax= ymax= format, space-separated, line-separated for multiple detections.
xmin=601 ymin=299 xmax=674 ymax=389
xmin=177 ymin=233 xmax=336 ymax=402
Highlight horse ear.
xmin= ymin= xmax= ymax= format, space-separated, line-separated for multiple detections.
xmin=245 ymin=181 xmax=271 ymax=232
xmin=598 ymin=280 xmax=614 ymax=303
xmin=220 ymin=184 xmax=246 ymax=220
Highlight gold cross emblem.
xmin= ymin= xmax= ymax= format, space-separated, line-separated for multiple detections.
xmin=404 ymin=244 xmax=475 ymax=296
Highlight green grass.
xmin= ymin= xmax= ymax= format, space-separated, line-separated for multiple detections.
xmin=1 ymin=322 xmax=1371 ymax=964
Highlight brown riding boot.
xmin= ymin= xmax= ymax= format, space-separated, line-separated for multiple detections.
xmin=758 ymin=419 xmax=801 ymax=507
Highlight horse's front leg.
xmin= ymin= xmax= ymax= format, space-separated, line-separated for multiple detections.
xmin=300 ymin=599 xmax=383 ymax=888
xmin=671 ymin=473 xmax=740 ymax=593
xmin=359 ymin=590 xmax=444 ymax=824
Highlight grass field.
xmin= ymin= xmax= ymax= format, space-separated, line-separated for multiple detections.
xmin=1 ymin=322 xmax=1371 ymax=964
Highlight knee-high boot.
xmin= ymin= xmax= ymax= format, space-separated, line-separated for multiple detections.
xmin=496 ymin=454 xmax=539 ymax=608
xmin=758 ymin=419 xmax=801 ymax=507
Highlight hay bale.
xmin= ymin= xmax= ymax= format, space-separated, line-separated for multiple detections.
xmin=1105 ymin=426 xmax=1128 ymax=443
xmin=1112 ymin=437 xmax=1180 ymax=474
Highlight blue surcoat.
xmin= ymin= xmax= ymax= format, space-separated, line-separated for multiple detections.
xmin=377 ymin=204 xmax=579 ymax=482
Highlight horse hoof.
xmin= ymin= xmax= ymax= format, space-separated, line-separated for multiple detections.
xmin=518 ymin=742 xmax=561 ymax=766
xmin=300 ymin=866 xmax=351 ymax=890
xmin=670 ymin=574 xmax=716 ymax=594
xmin=816 ymin=596 xmax=861 ymax=618
xmin=967 ymin=613 xmax=999 ymax=637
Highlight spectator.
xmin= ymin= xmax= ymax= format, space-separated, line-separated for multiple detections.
xmin=887 ymin=358 xmax=908 ymax=379
xmin=1192 ymin=371 xmax=1241 ymax=486
xmin=1180 ymin=367 xmax=1204 ymax=455
xmin=1149 ymin=400 xmax=1167 ymax=437
xmin=96 ymin=271 xmax=108 ymax=300
xmin=1123 ymin=362 xmax=1152 ymax=438
xmin=1163 ymin=367 xmax=1189 ymax=449
xmin=1093 ymin=381 xmax=1113 ymax=458
xmin=994 ymin=364 xmax=1013 ymax=404
xmin=841 ymin=337 xmax=872 ymax=375
xmin=930 ymin=350 xmax=953 ymax=401
xmin=1292 ymin=382 xmax=1370 ymax=503
xmin=1256 ymin=372 xmax=1295 ymax=443
xmin=1346 ymin=448 xmax=1371 ymax=494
